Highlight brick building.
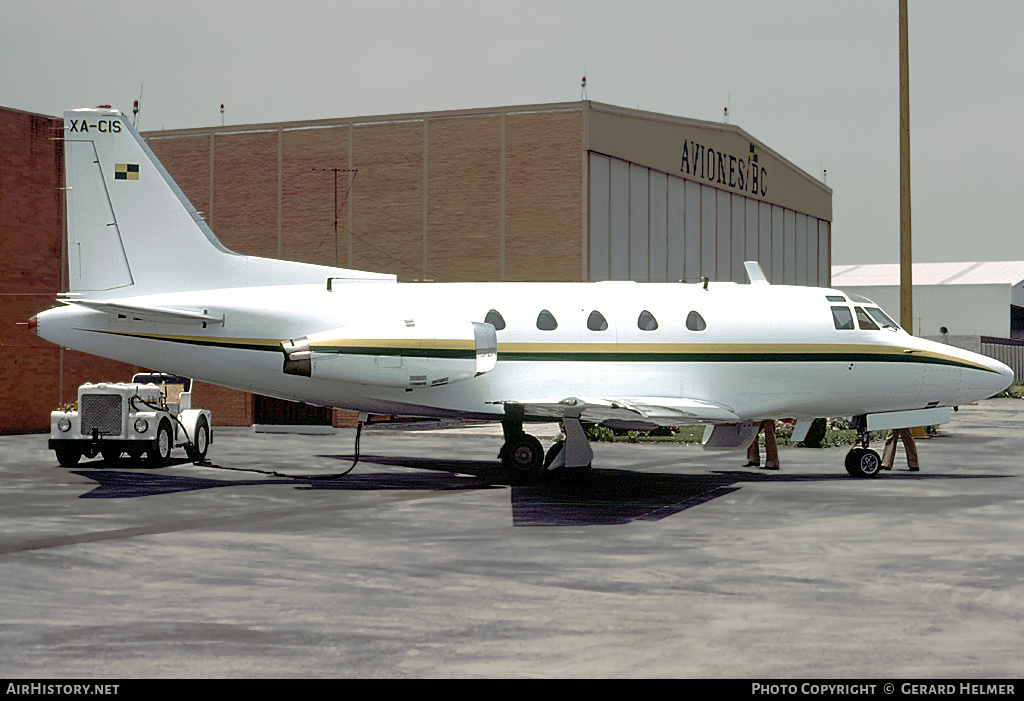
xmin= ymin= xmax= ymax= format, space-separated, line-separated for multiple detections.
xmin=1 ymin=101 xmax=832 ymax=432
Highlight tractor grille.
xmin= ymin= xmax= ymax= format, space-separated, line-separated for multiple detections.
xmin=80 ymin=394 xmax=124 ymax=436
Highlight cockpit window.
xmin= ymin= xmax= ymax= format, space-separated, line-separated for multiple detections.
xmin=826 ymin=295 xmax=846 ymax=302
xmin=848 ymin=293 xmax=873 ymax=304
xmin=637 ymin=310 xmax=658 ymax=331
xmin=866 ymin=307 xmax=900 ymax=331
xmin=484 ymin=309 xmax=506 ymax=331
xmin=831 ymin=306 xmax=854 ymax=330
xmin=686 ymin=310 xmax=706 ymax=331
xmin=587 ymin=310 xmax=608 ymax=331
xmin=536 ymin=309 xmax=558 ymax=331
xmin=854 ymin=306 xmax=879 ymax=331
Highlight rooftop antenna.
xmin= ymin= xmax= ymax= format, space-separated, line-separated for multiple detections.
xmin=220 ymin=103 xmax=225 ymax=127
xmin=132 ymin=84 xmax=143 ymax=129
xmin=581 ymin=67 xmax=587 ymax=101
xmin=313 ymin=167 xmax=358 ymax=266
xmin=723 ymin=94 xmax=730 ymax=124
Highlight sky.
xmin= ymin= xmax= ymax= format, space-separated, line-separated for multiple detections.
xmin=3 ymin=0 xmax=1021 ymax=266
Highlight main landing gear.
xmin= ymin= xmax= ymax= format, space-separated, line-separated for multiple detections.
xmin=499 ymin=405 xmax=593 ymax=482
xmin=845 ymin=415 xmax=883 ymax=478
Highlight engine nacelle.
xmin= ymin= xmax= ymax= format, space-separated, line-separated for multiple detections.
xmin=282 ymin=319 xmax=497 ymax=389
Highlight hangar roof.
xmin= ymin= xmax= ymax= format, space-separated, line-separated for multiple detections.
xmin=832 ymin=261 xmax=1024 ymax=288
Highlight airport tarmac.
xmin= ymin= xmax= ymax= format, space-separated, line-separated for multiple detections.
xmin=1 ymin=399 xmax=1023 ymax=679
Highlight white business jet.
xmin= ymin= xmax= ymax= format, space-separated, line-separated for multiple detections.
xmin=32 ymin=107 xmax=1014 ymax=479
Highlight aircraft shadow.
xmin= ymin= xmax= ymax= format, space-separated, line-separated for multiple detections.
xmin=69 ymin=457 xmax=1007 ymax=528
xmin=345 ymin=456 xmax=1007 ymax=527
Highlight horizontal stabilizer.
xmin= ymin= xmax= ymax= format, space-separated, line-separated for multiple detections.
xmin=61 ymin=299 xmax=224 ymax=326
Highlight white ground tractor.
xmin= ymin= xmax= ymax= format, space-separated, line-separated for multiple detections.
xmin=49 ymin=373 xmax=211 ymax=467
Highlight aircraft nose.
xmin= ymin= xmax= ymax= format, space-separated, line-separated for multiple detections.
xmin=994 ymin=357 xmax=1015 ymax=393
xmin=975 ymin=354 xmax=1015 ymax=397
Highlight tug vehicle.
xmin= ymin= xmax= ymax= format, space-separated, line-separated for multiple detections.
xmin=49 ymin=373 xmax=211 ymax=467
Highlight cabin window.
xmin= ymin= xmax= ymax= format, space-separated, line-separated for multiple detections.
xmin=866 ymin=307 xmax=900 ymax=331
xmin=484 ymin=309 xmax=506 ymax=331
xmin=536 ymin=309 xmax=558 ymax=331
xmin=854 ymin=306 xmax=879 ymax=331
xmin=587 ymin=310 xmax=608 ymax=331
xmin=831 ymin=306 xmax=854 ymax=330
xmin=686 ymin=310 xmax=706 ymax=331
xmin=637 ymin=310 xmax=659 ymax=331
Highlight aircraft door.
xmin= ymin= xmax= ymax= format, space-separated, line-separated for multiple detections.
xmin=473 ymin=321 xmax=497 ymax=375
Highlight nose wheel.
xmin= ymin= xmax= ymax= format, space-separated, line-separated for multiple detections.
xmin=845 ymin=447 xmax=882 ymax=478
xmin=845 ymin=415 xmax=883 ymax=478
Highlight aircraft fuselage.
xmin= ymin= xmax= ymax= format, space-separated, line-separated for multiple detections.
xmin=36 ymin=278 xmax=1011 ymax=423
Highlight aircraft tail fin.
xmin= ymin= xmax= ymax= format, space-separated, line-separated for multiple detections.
xmin=62 ymin=107 xmax=392 ymax=298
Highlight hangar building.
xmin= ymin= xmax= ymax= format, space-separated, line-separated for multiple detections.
xmin=832 ymin=261 xmax=1024 ymax=382
xmin=1 ymin=101 xmax=832 ymax=433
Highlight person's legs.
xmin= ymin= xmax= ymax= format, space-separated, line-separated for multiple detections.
xmin=745 ymin=423 xmax=762 ymax=466
xmin=900 ymin=428 xmax=919 ymax=471
xmin=881 ymin=430 xmax=898 ymax=468
xmin=762 ymin=420 xmax=779 ymax=470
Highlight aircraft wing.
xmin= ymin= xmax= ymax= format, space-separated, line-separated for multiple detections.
xmin=60 ymin=299 xmax=225 ymax=326
xmin=491 ymin=396 xmax=740 ymax=428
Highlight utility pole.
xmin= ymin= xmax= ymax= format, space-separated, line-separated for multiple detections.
xmin=899 ymin=0 xmax=913 ymax=330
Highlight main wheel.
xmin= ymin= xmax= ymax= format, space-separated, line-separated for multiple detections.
xmin=147 ymin=420 xmax=173 ymax=467
xmin=846 ymin=448 xmax=882 ymax=478
xmin=54 ymin=445 xmax=81 ymax=467
xmin=502 ymin=434 xmax=544 ymax=481
xmin=185 ymin=416 xmax=210 ymax=463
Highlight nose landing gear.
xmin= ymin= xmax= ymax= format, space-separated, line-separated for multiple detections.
xmin=845 ymin=415 xmax=883 ymax=478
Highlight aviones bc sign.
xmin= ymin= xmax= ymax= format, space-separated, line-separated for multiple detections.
xmin=680 ymin=140 xmax=767 ymax=197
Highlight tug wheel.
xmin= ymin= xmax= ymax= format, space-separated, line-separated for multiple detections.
xmin=147 ymin=420 xmax=173 ymax=466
